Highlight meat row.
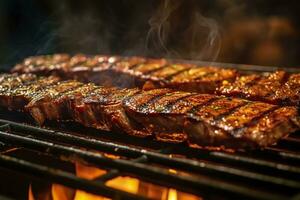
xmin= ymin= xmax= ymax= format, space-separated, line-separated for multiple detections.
xmin=0 ymin=73 xmax=299 ymax=149
xmin=12 ymin=54 xmax=300 ymax=107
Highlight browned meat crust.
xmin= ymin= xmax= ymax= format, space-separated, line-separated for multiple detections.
xmin=0 ymin=73 xmax=299 ymax=149
xmin=0 ymin=73 xmax=61 ymax=111
xmin=12 ymin=54 xmax=300 ymax=107
xmin=217 ymin=71 xmax=300 ymax=107
xmin=12 ymin=54 xmax=237 ymax=94
xmin=123 ymin=89 xmax=299 ymax=148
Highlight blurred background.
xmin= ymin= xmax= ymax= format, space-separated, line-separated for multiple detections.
xmin=0 ymin=0 xmax=299 ymax=70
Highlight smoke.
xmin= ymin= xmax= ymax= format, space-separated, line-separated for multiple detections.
xmin=2 ymin=1 xmax=299 ymax=68
xmin=146 ymin=0 xmax=181 ymax=57
xmin=26 ymin=1 xmax=223 ymax=63
xmin=146 ymin=0 xmax=221 ymax=61
xmin=188 ymin=12 xmax=221 ymax=61
xmin=42 ymin=1 xmax=222 ymax=62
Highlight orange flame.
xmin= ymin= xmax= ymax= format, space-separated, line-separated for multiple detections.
xmin=28 ymin=185 xmax=35 ymax=200
xmin=106 ymin=176 xmax=140 ymax=194
xmin=52 ymin=184 xmax=74 ymax=200
xmin=29 ymin=162 xmax=202 ymax=200
xmin=73 ymin=162 xmax=108 ymax=200
xmin=75 ymin=162 xmax=106 ymax=180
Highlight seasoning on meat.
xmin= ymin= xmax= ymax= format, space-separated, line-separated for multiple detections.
xmin=1 ymin=73 xmax=299 ymax=149
xmin=12 ymin=54 xmax=237 ymax=94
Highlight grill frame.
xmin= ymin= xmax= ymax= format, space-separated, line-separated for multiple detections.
xmin=0 ymin=60 xmax=299 ymax=200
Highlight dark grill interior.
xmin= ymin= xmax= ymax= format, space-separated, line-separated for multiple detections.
xmin=0 ymin=62 xmax=299 ymax=200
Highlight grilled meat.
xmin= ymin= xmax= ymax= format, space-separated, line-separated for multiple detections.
xmin=0 ymin=74 xmax=146 ymax=137
xmin=13 ymin=54 xmax=300 ymax=107
xmin=1 ymin=74 xmax=298 ymax=149
xmin=12 ymin=54 xmax=237 ymax=94
xmin=12 ymin=54 xmax=70 ymax=76
xmin=0 ymin=73 xmax=60 ymax=111
xmin=70 ymin=86 xmax=145 ymax=137
xmin=217 ymin=71 xmax=300 ymax=107
xmin=123 ymin=89 xmax=299 ymax=148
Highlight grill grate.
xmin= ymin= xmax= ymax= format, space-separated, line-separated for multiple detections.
xmin=0 ymin=115 xmax=299 ymax=200
xmin=0 ymin=60 xmax=299 ymax=200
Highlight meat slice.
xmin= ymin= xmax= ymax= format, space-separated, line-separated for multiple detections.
xmin=12 ymin=54 xmax=237 ymax=94
xmin=3 ymin=73 xmax=144 ymax=136
xmin=124 ymin=90 xmax=299 ymax=148
xmin=13 ymin=54 xmax=70 ymax=76
xmin=186 ymin=100 xmax=299 ymax=148
xmin=26 ymin=80 xmax=84 ymax=124
xmin=151 ymin=66 xmax=237 ymax=93
xmin=122 ymin=88 xmax=189 ymax=142
xmin=0 ymin=74 xmax=60 ymax=110
xmin=12 ymin=54 xmax=300 ymax=107
xmin=0 ymin=73 xmax=299 ymax=149
xmin=218 ymin=71 xmax=300 ymax=107
xmin=73 ymin=87 xmax=145 ymax=136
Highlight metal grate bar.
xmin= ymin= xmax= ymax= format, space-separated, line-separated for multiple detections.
xmin=3 ymin=119 xmax=300 ymax=184
xmin=0 ymin=154 xmax=148 ymax=200
xmin=210 ymin=151 xmax=300 ymax=174
xmin=2 ymin=119 xmax=299 ymax=170
xmin=95 ymin=169 xmax=120 ymax=182
xmin=0 ymin=129 xmax=290 ymax=200
xmin=264 ymin=147 xmax=300 ymax=161
xmin=94 ymin=156 xmax=148 ymax=182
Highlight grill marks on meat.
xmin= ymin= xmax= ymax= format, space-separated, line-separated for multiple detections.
xmin=184 ymin=99 xmax=298 ymax=149
xmin=74 ymin=87 xmax=145 ymax=137
xmin=27 ymin=81 xmax=86 ymax=124
xmin=0 ymin=74 xmax=61 ymax=111
xmin=12 ymin=54 xmax=237 ymax=94
xmin=13 ymin=54 xmax=300 ymax=107
xmin=13 ymin=54 xmax=70 ymax=76
xmin=123 ymin=90 xmax=299 ymax=147
xmin=123 ymin=89 xmax=193 ymax=142
xmin=218 ymin=71 xmax=300 ymax=107
xmin=0 ymin=74 xmax=299 ymax=149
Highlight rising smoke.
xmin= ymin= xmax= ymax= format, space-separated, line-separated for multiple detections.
xmin=146 ymin=0 xmax=221 ymax=61
xmin=44 ymin=1 xmax=222 ymax=62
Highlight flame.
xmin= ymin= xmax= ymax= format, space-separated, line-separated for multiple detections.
xmin=28 ymin=185 xmax=35 ymax=200
xmin=74 ymin=162 xmax=108 ymax=200
xmin=52 ymin=184 xmax=74 ymax=200
xmin=74 ymin=191 xmax=109 ymax=200
xmin=107 ymin=176 xmax=202 ymax=200
xmin=106 ymin=177 xmax=140 ymax=194
xmin=29 ymin=161 xmax=202 ymax=200
xmin=167 ymin=189 xmax=177 ymax=200
xmin=75 ymin=162 xmax=106 ymax=180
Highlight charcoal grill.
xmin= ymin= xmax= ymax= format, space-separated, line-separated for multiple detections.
xmin=0 ymin=60 xmax=299 ymax=200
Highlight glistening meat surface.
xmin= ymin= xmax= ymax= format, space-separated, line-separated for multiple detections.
xmin=12 ymin=54 xmax=237 ymax=93
xmin=0 ymin=73 xmax=299 ymax=149
xmin=12 ymin=54 xmax=300 ymax=107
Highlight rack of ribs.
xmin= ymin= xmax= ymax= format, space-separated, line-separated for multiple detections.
xmin=0 ymin=73 xmax=299 ymax=149
xmin=12 ymin=54 xmax=300 ymax=107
